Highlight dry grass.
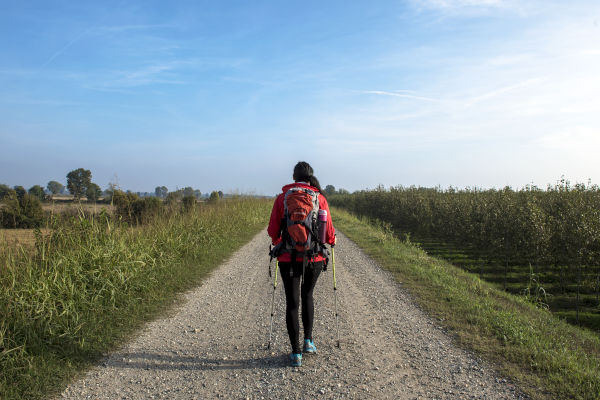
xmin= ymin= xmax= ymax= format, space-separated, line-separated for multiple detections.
xmin=41 ymin=202 xmax=114 ymax=215
xmin=1 ymin=203 xmax=111 ymax=248
xmin=0 ymin=229 xmax=40 ymax=248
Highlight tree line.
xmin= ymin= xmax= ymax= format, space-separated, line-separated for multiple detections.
xmin=1 ymin=168 xmax=224 ymax=228
xmin=330 ymin=180 xmax=600 ymax=268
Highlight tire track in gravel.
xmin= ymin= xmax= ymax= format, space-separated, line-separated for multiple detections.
xmin=60 ymin=230 xmax=528 ymax=400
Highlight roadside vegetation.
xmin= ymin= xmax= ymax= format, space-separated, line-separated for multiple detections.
xmin=332 ymin=207 xmax=600 ymax=400
xmin=0 ymin=197 xmax=272 ymax=400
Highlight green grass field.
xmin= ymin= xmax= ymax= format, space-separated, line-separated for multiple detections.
xmin=0 ymin=198 xmax=272 ymax=400
xmin=332 ymin=207 xmax=600 ymax=400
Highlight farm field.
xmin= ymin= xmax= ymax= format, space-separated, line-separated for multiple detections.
xmin=331 ymin=208 xmax=600 ymax=400
xmin=409 ymin=235 xmax=600 ymax=331
xmin=0 ymin=229 xmax=38 ymax=247
xmin=41 ymin=201 xmax=114 ymax=215
xmin=330 ymin=183 xmax=600 ymax=334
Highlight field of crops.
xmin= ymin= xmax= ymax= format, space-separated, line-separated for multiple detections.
xmin=330 ymin=180 xmax=600 ymax=332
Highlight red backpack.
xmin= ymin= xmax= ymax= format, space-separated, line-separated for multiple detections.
xmin=269 ymin=186 xmax=330 ymax=272
xmin=283 ymin=186 xmax=320 ymax=254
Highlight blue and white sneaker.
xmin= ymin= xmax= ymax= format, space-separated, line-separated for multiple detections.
xmin=303 ymin=339 xmax=317 ymax=354
xmin=290 ymin=353 xmax=302 ymax=367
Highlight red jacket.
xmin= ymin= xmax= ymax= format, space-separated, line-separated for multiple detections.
xmin=268 ymin=182 xmax=336 ymax=262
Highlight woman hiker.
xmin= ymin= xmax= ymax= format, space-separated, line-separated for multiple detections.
xmin=267 ymin=161 xmax=336 ymax=367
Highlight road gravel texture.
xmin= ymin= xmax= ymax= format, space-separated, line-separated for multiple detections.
xmin=60 ymin=231 xmax=528 ymax=399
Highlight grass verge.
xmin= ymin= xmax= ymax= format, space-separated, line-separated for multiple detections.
xmin=332 ymin=207 xmax=600 ymax=400
xmin=0 ymin=198 xmax=272 ymax=400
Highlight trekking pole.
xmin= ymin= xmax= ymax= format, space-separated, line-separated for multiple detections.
xmin=332 ymin=246 xmax=340 ymax=348
xmin=267 ymin=259 xmax=279 ymax=349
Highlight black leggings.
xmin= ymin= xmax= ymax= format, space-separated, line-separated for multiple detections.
xmin=278 ymin=261 xmax=323 ymax=354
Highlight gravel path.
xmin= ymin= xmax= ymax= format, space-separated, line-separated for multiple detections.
xmin=60 ymin=230 xmax=527 ymax=399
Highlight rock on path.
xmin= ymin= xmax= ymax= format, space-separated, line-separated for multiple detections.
xmin=60 ymin=230 xmax=527 ymax=399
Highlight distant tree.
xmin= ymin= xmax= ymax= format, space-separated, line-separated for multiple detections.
xmin=47 ymin=181 xmax=65 ymax=196
xmin=155 ymin=186 xmax=168 ymax=198
xmin=13 ymin=186 xmax=26 ymax=200
xmin=0 ymin=184 xmax=11 ymax=200
xmin=28 ymin=185 xmax=46 ymax=201
xmin=86 ymin=183 xmax=102 ymax=202
xmin=193 ymin=189 xmax=202 ymax=199
xmin=218 ymin=191 xmax=224 ymax=198
xmin=66 ymin=168 xmax=92 ymax=200
xmin=324 ymin=185 xmax=336 ymax=196
xmin=338 ymin=188 xmax=349 ymax=195
xmin=208 ymin=191 xmax=221 ymax=203
xmin=183 ymin=187 xmax=194 ymax=197
xmin=165 ymin=191 xmax=181 ymax=205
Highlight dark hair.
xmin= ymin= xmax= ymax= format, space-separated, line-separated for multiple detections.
xmin=293 ymin=161 xmax=325 ymax=197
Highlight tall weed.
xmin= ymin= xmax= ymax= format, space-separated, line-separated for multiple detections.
xmin=0 ymin=197 xmax=271 ymax=400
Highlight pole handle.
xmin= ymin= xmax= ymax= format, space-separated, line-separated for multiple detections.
xmin=332 ymin=247 xmax=337 ymax=289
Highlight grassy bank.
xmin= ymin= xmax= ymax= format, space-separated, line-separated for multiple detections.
xmin=332 ymin=207 xmax=600 ymax=400
xmin=0 ymin=198 xmax=271 ymax=400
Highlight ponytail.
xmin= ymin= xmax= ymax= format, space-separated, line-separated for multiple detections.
xmin=293 ymin=161 xmax=325 ymax=197
xmin=308 ymin=176 xmax=325 ymax=198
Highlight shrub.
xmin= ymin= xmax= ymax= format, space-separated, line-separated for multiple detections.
xmin=28 ymin=185 xmax=46 ymax=202
xmin=182 ymin=195 xmax=196 ymax=212
xmin=164 ymin=191 xmax=181 ymax=205
xmin=208 ymin=191 xmax=221 ymax=203
xmin=0 ymin=192 xmax=44 ymax=228
xmin=112 ymin=191 xmax=163 ymax=224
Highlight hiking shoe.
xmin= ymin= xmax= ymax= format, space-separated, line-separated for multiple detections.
xmin=290 ymin=353 xmax=302 ymax=367
xmin=303 ymin=339 xmax=317 ymax=354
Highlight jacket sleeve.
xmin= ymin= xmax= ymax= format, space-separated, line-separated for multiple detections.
xmin=267 ymin=194 xmax=284 ymax=245
xmin=319 ymin=195 xmax=336 ymax=246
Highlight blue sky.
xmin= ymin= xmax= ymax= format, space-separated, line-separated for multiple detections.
xmin=1 ymin=0 xmax=599 ymax=195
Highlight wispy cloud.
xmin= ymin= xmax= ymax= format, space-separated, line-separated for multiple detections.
xmin=40 ymin=26 xmax=94 ymax=69
xmin=408 ymin=0 xmax=531 ymax=18
xmin=362 ymin=90 xmax=441 ymax=102
xmin=82 ymin=63 xmax=187 ymax=91
xmin=82 ymin=56 xmax=250 ymax=90
xmin=92 ymin=24 xmax=179 ymax=34
xmin=464 ymin=78 xmax=544 ymax=107
xmin=413 ymin=0 xmax=506 ymax=8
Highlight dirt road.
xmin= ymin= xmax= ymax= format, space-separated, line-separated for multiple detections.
xmin=60 ymin=231 xmax=526 ymax=399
